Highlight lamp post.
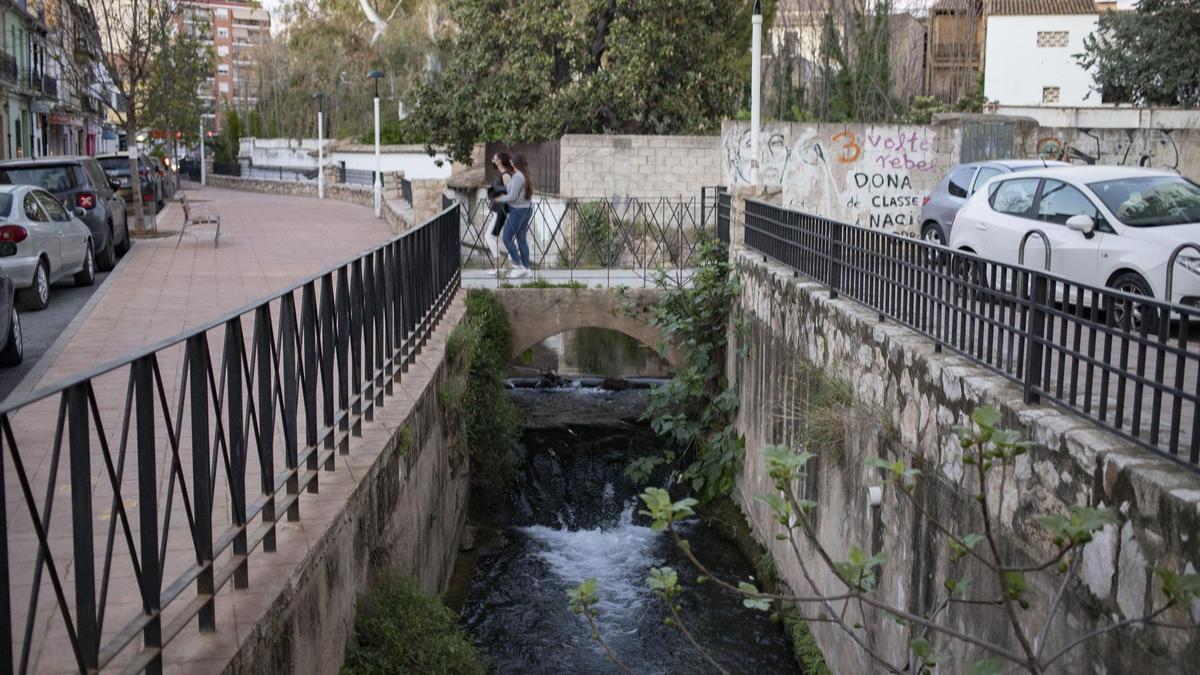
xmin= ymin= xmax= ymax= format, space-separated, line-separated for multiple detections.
xmin=367 ymin=69 xmax=384 ymax=218
xmin=750 ymin=0 xmax=762 ymax=185
xmin=314 ymin=92 xmax=326 ymax=199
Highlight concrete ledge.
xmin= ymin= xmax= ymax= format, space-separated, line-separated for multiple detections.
xmin=205 ymin=175 xmax=415 ymax=234
xmin=731 ymin=250 xmax=1200 ymax=673
xmin=159 ymin=294 xmax=469 ymax=674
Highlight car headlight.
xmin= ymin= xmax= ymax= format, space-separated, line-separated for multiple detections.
xmin=1178 ymin=255 xmax=1200 ymax=276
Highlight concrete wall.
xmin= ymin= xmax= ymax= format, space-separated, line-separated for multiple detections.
xmin=730 ymin=251 xmax=1200 ymax=673
xmin=723 ymin=121 xmax=952 ymax=234
xmin=1019 ymin=124 xmax=1200 ymax=177
xmin=239 ymin=137 xmax=327 ymax=168
xmin=559 ymin=134 xmax=721 ymax=199
xmin=986 ymin=105 xmax=1200 ymax=130
xmin=984 ymin=14 xmax=1099 ymax=108
xmin=330 ymin=144 xmax=452 ymax=180
xmin=226 ymin=298 xmax=469 ymax=675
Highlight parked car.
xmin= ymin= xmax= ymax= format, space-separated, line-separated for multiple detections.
xmin=0 ymin=269 xmax=22 ymax=366
xmin=0 ymin=184 xmax=95 ymax=310
xmin=97 ymin=153 xmax=163 ymax=209
xmin=920 ymin=159 xmax=1069 ymax=246
xmin=948 ymin=166 xmax=1200 ymax=313
xmin=0 ymin=156 xmax=131 ymax=271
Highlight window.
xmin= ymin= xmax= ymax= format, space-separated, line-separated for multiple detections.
xmin=22 ymin=193 xmax=44 ymax=221
xmin=1042 ymin=86 xmax=1061 ymax=104
xmin=34 ymin=191 xmax=68 ymax=222
xmin=948 ymin=166 xmax=975 ymax=198
xmin=217 ymin=45 xmax=228 ymax=56
xmin=217 ymin=27 xmax=229 ymax=38
xmin=989 ymin=178 xmax=1040 ymax=216
xmin=218 ymin=81 xmax=229 ymax=93
xmin=217 ymin=64 xmax=229 ymax=74
xmin=1037 ymin=31 xmax=1069 ymax=48
xmin=972 ymin=167 xmax=1004 ymax=194
xmin=1037 ymin=180 xmax=1100 ymax=225
xmin=1089 ymin=176 xmax=1200 ymax=227
xmin=215 ymin=8 xmax=228 ymax=18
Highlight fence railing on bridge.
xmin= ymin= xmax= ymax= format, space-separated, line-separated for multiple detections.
xmin=457 ymin=193 xmax=723 ymax=286
xmin=238 ymin=164 xmax=318 ymax=183
xmin=0 ymin=206 xmax=461 ymax=673
xmin=744 ymin=199 xmax=1200 ymax=468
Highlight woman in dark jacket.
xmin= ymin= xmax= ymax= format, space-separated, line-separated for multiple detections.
xmin=486 ymin=152 xmax=514 ymax=269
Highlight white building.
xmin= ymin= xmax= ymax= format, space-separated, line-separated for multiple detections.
xmin=983 ymin=0 xmax=1099 ymax=108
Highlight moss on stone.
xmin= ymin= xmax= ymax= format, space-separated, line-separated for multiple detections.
xmin=697 ymin=498 xmax=832 ymax=675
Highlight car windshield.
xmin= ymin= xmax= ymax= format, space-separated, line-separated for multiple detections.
xmin=0 ymin=166 xmax=74 ymax=193
xmin=1088 ymin=176 xmax=1200 ymax=227
xmin=98 ymin=157 xmax=131 ymax=175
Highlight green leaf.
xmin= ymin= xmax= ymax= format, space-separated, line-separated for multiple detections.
xmin=971 ymin=406 xmax=1001 ymax=431
xmin=1157 ymin=568 xmax=1200 ymax=604
xmin=738 ymin=581 xmax=771 ymax=611
xmin=1035 ymin=507 xmax=1116 ymax=546
xmin=647 ymin=566 xmax=680 ymax=598
xmin=949 ymin=533 xmax=985 ymax=562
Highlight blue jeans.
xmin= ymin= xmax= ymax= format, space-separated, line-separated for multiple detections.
xmin=502 ymin=206 xmax=532 ymax=268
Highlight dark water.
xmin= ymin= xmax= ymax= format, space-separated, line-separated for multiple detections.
xmin=461 ymin=390 xmax=799 ymax=674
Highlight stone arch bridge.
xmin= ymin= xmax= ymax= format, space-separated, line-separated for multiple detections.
xmin=488 ymin=287 xmax=681 ymax=368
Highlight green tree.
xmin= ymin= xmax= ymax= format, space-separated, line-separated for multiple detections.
xmin=215 ymin=108 xmax=243 ymax=164
xmin=816 ymin=1 xmax=895 ymax=123
xmin=407 ymin=0 xmax=776 ymax=164
xmin=1077 ymin=0 xmax=1200 ymax=106
xmin=144 ymin=23 xmax=212 ymax=150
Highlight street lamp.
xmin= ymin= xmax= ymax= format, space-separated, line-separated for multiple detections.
xmin=367 ymin=69 xmax=384 ymax=217
xmin=750 ymin=0 xmax=762 ymax=185
xmin=313 ymin=91 xmax=326 ymax=200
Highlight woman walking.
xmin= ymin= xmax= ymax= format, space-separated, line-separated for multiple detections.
xmin=486 ymin=152 xmax=514 ymax=270
xmin=494 ymin=153 xmax=534 ymax=278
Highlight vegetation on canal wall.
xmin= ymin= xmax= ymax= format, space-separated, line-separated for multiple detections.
xmin=342 ymin=571 xmax=485 ymax=674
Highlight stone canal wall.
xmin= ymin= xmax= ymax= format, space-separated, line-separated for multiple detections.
xmin=729 ymin=250 xmax=1200 ymax=673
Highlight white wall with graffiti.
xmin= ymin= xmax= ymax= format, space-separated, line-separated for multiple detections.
xmin=1022 ymin=126 xmax=1200 ymax=176
xmin=722 ymin=121 xmax=953 ymax=234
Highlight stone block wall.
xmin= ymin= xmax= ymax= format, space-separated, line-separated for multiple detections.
xmin=730 ymin=251 xmax=1200 ymax=673
xmin=559 ymin=134 xmax=722 ymax=199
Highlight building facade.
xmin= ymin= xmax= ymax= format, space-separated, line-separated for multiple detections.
xmin=925 ymin=0 xmax=984 ymax=103
xmin=180 ymin=0 xmax=270 ymax=113
xmin=983 ymin=0 xmax=1100 ymax=108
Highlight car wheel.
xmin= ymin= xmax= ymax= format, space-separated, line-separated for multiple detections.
xmin=74 ymin=243 xmax=96 ymax=287
xmin=115 ymin=214 xmax=131 ymax=255
xmin=1108 ymin=271 xmax=1159 ymax=332
xmin=16 ymin=260 xmax=50 ymax=311
xmin=0 ymin=308 xmax=23 ymax=366
xmin=921 ymin=221 xmax=947 ymax=247
xmin=97 ymin=225 xmax=118 ymax=271
xmin=952 ymin=249 xmax=991 ymax=304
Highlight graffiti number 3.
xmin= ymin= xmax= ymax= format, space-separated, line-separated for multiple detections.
xmin=832 ymin=130 xmax=861 ymax=164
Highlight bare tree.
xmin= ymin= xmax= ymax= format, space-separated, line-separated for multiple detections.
xmin=59 ymin=0 xmax=183 ymax=231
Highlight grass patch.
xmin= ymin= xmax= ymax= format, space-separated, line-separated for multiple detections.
xmin=342 ymin=571 xmax=485 ymax=674
xmin=778 ymin=360 xmax=860 ymax=460
xmin=393 ymin=425 xmax=413 ymax=458
xmin=498 ymin=279 xmax=588 ymax=290
xmin=697 ymin=498 xmax=832 ymax=675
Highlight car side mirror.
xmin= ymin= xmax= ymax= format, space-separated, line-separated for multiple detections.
xmin=72 ymin=207 xmax=86 ymax=219
xmin=1066 ymin=214 xmax=1096 ymax=237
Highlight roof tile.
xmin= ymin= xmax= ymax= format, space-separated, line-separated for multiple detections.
xmin=985 ymin=0 xmax=1097 ymax=15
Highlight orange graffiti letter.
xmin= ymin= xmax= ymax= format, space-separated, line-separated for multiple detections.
xmin=832 ymin=130 xmax=861 ymax=164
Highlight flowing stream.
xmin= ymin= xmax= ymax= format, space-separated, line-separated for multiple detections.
xmin=461 ymin=384 xmax=800 ymax=674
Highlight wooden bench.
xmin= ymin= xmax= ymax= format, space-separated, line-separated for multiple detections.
xmin=177 ymin=193 xmax=221 ymax=248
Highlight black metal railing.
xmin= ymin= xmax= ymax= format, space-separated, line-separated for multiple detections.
xmin=0 ymin=206 xmax=461 ymax=672
xmin=211 ymin=161 xmax=241 ymax=177
xmin=400 ymin=176 xmax=413 ymax=206
xmin=178 ymin=159 xmax=201 ymax=182
xmin=744 ymin=200 xmax=1200 ymax=467
xmin=701 ymin=186 xmax=731 ymax=245
xmin=457 ymin=194 xmax=721 ymax=285
xmin=337 ymin=167 xmax=378 ymax=187
xmin=240 ymin=164 xmax=317 ymax=182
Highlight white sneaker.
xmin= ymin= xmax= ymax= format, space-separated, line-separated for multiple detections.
xmin=512 ymin=267 xmax=530 ymax=279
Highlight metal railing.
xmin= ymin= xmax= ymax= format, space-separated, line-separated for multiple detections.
xmin=0 ymin=206 xmax=461 ymax=672
xmin=457 ymin=194 xmax=721 ymax=285
xmin=701 ymin=186 xmax=731 ymax=245
xmin=744 ymin=200 xmax=1200 ymax=467
xmin=211 ymin=162 xmax=241 ymax=177
xmin=239 ymin=164 xmax=317 ymax=183
xmin=336 ymin=167 xmax=377 ymax=187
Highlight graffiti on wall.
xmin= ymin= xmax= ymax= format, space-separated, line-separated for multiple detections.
xmin=1032 ymin=127 xmax=1181 ymax=171
xmin=723 ymin=123 xmax=943 ymax=233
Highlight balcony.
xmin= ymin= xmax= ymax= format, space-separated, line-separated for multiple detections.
xmin=0 ymin=53 xmax=17 ymax=83
xmin=29 ymin=73 xmax=57 ymax=97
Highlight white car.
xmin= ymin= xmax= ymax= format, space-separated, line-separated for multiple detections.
xmin=0 ymin=184 xmax=96 ymax=310
xmin=948 ymin=166 xmax=1200 ymax=310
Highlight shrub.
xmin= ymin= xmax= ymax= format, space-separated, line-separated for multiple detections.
xmin=342 ymin=571 xmax=484 ymax=674
xmin=460 ymin=291 xmax=522 ymax=494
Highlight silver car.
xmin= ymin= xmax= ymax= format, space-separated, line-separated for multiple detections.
xmin=0 ymin=185 xmax=96 ymax=311
xmin=919 ymin=159 xmax=1069 ymax=246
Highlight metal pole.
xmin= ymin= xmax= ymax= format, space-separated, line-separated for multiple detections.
xmin=373 ymin=96 xmax=382 ymax=217
xmin=317 ymin=110 xmax=325 ymax=199
xmin=199 ymin=118 xmax=206 ymax=187
xmin=750 ymin=0 xmax=762 ymax=185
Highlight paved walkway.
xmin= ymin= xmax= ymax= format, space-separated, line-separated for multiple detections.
xmin=3 ymin=186 xmax=396 ymax=672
